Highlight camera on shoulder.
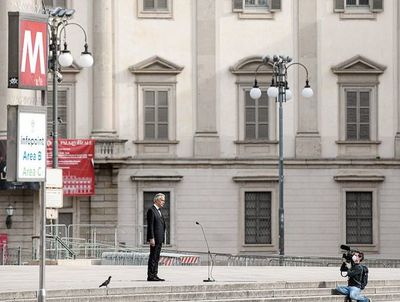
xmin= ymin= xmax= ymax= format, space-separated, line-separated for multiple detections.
xmin=339 ymin=244 xmax=355 ymax=273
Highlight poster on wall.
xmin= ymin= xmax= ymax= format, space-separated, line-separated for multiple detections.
xmin=47 ymin=139 xmax=95 ymax=196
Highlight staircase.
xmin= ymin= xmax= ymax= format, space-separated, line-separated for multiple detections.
xmin=2 ymin=280 xmax=400 ymax=301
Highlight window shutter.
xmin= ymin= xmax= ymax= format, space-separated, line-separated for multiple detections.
xmin=144 ymin=0 xmax=155 ymax=10
xmin=333 ymin=0 xmax=345 ymax=12
xmin=233 ymin=0 xmax=244 ymax=12
xmin=270 ymin=0 xmax=281 ymax=12
xmin=371 ymin=0 xmax=383 ymax=12
xmin=58 ymin=90 xmax=68 ymax=138
xmin=46 ymin=90 xmax=68 ymax=138
xmin=346 ymin=91 xmax=357 ymax=140
xmin=157 ymin=0 xmax=168 ymax=9
xmin=359 ymin=91 xmax=370 ymax=140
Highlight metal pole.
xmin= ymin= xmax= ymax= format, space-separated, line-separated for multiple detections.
xmin=18 ymin=246 xmax=21 ymax=265
xmin=51 ymin=21 xmax=58 ymax=169
xmin=277 ymin=63 xmax=285 ymax=258
xmin=38 ymin=182 xmax=46 ymax=302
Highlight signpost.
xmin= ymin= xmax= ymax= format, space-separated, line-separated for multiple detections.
xmin=8 ymin=12 xmax=48 ymax=302
xmin=8 ymin=12 xmax=48 ymax=90
xmin=6 ymin=105 xmax=47 ymax=182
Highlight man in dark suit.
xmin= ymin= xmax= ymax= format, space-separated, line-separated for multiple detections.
xmin=146 ymin=193 xmax=166 ymax=281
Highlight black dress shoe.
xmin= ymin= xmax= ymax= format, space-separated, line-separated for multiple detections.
xmin=147 ymin=277 xmax=158 ymax=281
xmin=155 ymin=276 xmax=165 ymax=281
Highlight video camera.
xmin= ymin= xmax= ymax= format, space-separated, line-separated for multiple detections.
xmin=340 ymin=244 xmax=356 ymax=274
xmin=341 ymin=244 xmax=355 ymax=262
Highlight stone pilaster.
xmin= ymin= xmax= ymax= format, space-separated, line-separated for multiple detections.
xmin=91 ymin=0 xmax=116 ymax=137
xmin=395 ymin=1 xmax=400 ymax=158
xmin=193 ymin=0 xmax=219 ymax=158
xmin=295 ymin=0 xmax=321 ymax=158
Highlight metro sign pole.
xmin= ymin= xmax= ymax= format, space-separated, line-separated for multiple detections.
xmin=8 ymin=12 xmax=48 ymax=302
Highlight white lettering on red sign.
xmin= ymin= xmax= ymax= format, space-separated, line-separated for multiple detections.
xmin=19 ymin=20 xmax=47 ymax=88
xmin=20 ymin=30 xmax=45 ymax=75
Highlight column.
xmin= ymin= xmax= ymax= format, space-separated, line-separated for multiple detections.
xmin=295 ymin=0 xmax=321 ymax=158
xmin=395 ymin=1 xmax=400 ymax=158
xmin=91 ymin=0 xmax=116 ymax=137
xmin=193 ymin=0 xmax=220 ymax=158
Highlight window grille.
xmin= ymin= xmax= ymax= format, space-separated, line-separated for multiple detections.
xmin=245 ymin=192 xmax=271 ymax=244
xmin=346 ymin=192 xmax=373 ymax=244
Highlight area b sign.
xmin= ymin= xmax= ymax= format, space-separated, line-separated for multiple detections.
xmin=8 ymin=12 xmax=48 ymax=90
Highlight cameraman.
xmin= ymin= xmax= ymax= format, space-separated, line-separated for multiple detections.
xmin=335 ymin=250 xmax=370 ymax=302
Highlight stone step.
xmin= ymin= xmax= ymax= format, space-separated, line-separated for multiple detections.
xmin=7 ymin=292 xmax=400 ymax=302
xmin=176 ymin=292 xmax=400 ymax=302
xmin=3 ymin=281 xmax=400 ymax=302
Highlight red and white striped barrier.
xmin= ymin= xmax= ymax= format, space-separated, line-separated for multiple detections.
xmin=159 ymin=253 xmax=200 ymax=266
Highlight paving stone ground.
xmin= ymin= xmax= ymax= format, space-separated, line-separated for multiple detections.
xmin=1 ymin=265 xmax=400 ymax=293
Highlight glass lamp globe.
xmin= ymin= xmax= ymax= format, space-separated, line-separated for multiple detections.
xmin=250 ymin=87 xmax=262 ymax=99
xmin=267 ymin=86 xmax=279 ymax=98
xmin=58 ymin=51 xmax=73 ymax=67
xmin=6 ymin=204 xmax=14 ymax=216
xmin=301 ymin=86 xmax=314 ymax=98
xmin=285 ymin=88 xmax=292 ymax=101
xmin=77 ymin=52 xmax=94 ymax=68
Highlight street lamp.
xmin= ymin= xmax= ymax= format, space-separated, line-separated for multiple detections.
xmin=48 ymin=7 xmax=94 ymax=168
xmin=5 ymin=204 xmax=14 ymax=229
xmin=35 ymin=6 xmax=93 ymax=302
xmin=250 ymin=55 xmax=313 ymax=257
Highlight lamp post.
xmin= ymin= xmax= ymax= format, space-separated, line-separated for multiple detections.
xmin=36 ymin=7 xmax=93 ymax=302
xmin=5 ymin=204 xmax=14 ymax=229
xmin=48 ymin=7 xmax=94 ymax=168
xmin=250 ymin=55 xmax=313 ymax=257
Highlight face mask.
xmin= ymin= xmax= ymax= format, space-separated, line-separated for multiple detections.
xmin=352 ymin=255 xmax=357 ymax=262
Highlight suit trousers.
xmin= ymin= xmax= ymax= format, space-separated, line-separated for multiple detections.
xmin=148 ymin=243 xmax=162 ymax=278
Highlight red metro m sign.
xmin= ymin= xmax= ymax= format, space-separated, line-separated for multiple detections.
xmin=8 ymin=12 xmax=48 ymax=90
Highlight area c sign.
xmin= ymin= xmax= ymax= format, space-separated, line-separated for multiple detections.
xmin=8 ymin=12 xmax=48 ymax=90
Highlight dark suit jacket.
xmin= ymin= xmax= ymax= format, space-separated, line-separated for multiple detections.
xmin=146 ymin=205 xmax=166 ymax=244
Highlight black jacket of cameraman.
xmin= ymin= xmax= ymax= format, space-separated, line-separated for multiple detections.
xmin=346 ymin=263 xmax=364 ymax=288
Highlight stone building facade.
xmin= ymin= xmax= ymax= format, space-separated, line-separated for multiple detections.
xmin=0 ymin=0 xmax=399 ymax=261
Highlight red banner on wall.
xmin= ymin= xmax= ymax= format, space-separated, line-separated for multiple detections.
xmin=47 ymin=139 xmax=95 ymax=196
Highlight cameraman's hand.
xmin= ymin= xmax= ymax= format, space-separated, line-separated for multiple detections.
xmin=340 ymin=262 xmax=349 ymax=272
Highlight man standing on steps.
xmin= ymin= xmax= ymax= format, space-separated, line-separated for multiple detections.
xmin=146 ymin=193 xmax=166 ymax=281
xmin=336 ymin=250 xmax=371 ymax=302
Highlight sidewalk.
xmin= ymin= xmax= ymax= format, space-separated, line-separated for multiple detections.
xmin=1 ymin=265 xmax=400 ymax=293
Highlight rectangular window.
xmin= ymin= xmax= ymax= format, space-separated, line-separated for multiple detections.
xmin=245 ymin=192 xmax=271 ymax=244
xmin=346 ymin=192 xmax=373 ymax=244
xmin=144 ymin=90 xmax=169 ymax=140
xmin=245 ymin=91 xmax=269 ymax=140
xmin=245 ymin=0 xmax=268 ymax=8
xmin=346 ymin=0 xmax=369 ymax=6
xmin=43 ymin=0 xmax=67 ymax=8
xmin=346 ymin=90 xmax=370 ymax=141
xmin=143 ymin=0 xmax=168 ymax=11
xmin=143 ymin=192 xmax=170 ymax=245
xmin=46 ymin=90 xmax=68 ymax=138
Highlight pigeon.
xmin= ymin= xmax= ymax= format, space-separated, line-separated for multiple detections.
xmin=99 ymin=276 xmax=111 ymax=288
